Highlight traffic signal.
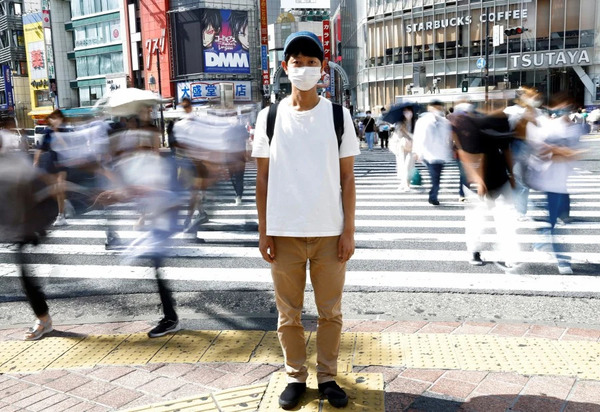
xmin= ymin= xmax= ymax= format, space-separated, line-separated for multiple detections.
xmin=462 ymin=80 xmax=469 ymax=93
xmin=504 ymin=27 xmax=528 ymax=36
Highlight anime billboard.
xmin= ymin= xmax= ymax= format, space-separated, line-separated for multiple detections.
xmin=202 ymin=9 xmax=250 ymax=74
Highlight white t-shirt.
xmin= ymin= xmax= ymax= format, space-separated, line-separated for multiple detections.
xmin=252 ymin=97 xmax=360 ymax=237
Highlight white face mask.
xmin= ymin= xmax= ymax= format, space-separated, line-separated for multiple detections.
xmin=287 ymin=66 xmax=322 ymax=91
xmin=522 ymin=96 xmax=542 ymax=108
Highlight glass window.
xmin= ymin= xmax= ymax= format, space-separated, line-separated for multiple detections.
xmin=87 ymin=55 xmax=99 ymax=76
xmin=100 ymin=54 xmax=111 ymax=73
xmin=13 ymin=2 xmax=22 ymax=15
xmin=111 ymin=52 xmax=123 ymax=72
xmin=79 ymin=87 xmax=90 ymax=106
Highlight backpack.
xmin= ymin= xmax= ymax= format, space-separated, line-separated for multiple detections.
xmin=266 ymin=101 xmax=345 ymax=148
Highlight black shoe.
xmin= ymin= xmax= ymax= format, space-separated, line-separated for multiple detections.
xmin=470 ymin=252 xmax=484 ymax=266
xmin=318 ymin=381 xmax=348 ymax=408
xmin=428 ymin=199 xmax=440 ymax=206
xmin=148 ymin=318 xmax=180 ymax=338
xmin=279 ymin=382 xmax=307 ymax=410
xmin=104 ymin=231 xmax=121 ymax=250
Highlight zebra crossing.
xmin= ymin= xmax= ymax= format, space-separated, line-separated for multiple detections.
xmin=1 ymin=150 xmax=599 ymax=295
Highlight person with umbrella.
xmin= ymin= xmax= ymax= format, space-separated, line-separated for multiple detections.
xmin=387 ymin=103 xmax=419 ymax=191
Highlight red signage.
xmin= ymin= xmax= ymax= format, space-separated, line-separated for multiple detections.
xmin=322 ymin=20 xmax=331 ymax=62
xmin=260 ymin=0 xmax=270 ymax=88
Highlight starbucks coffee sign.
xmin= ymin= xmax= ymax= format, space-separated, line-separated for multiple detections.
xmin=406 ymin=9 xmax=528 ymax=33
xmin=510 ymin=49 xmax=592 ymax=69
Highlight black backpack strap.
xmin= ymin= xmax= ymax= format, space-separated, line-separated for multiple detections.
xmin=332 ymin=103 xmax=344 ymax=148
xmin=266 ymin=102 xmax=279 ymax=145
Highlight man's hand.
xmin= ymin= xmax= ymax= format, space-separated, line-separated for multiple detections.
xmin=259 ymin=233 xmax=275 ymax=263
xmin=338 ymin=230 xmax=355 ymax=262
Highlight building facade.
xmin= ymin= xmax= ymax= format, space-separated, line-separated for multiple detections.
xmin=67 ymin=0 xmax=128 ymax=108
xmin=358 ymin=0 xmax=600 ymax=112
xmin=0 ymin=0 xmax=29 ymax=127
xmin=167 ymin=0 xmax=262 ymax=106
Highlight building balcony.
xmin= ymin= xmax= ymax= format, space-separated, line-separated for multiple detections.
xmin=0 ymin=14 xmax=23 ymax=32
xmin=0 ymin=46 xmax=26 ymax=64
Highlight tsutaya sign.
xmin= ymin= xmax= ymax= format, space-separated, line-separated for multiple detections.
xmin=510 ymin=49 xmax=593 ymax=69
xmin=406 ymin=9 xmax=528 ymax=33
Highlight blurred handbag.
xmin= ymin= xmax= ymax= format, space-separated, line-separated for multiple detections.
xmin=410 ymin=168 xmax=422 ymax=186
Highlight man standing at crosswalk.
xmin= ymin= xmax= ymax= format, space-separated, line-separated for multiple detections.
xmin=252 ymin=31 xmax=360 ymax=410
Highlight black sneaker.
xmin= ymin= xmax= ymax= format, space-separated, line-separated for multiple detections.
xmin=470 ymin=252 xmax=484 ymax=266
xmin=279 ymin=382 xmax=306 ymax=410
xmin=428 ymin=199 xmax=440 ymax=206
xmin=148 ymin=318 xmax=180 ymax=338
xmin=318 ymin=381 xmax=348 ymax=408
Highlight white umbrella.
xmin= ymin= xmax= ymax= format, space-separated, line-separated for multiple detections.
xmin=94 ymin=88 xmax=168 ymax=117
xmin=587 ymin=109 xmax=600 ymax=123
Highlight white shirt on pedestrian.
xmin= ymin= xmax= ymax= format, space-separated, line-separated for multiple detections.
xmin=252 ymin=96 xmax=360 ymax=237
xmin=412 ymin=111 xmax=453 ymax=163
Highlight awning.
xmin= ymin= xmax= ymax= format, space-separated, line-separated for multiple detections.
xmin=61 ymin=107 xmax=99 ymax=118
xmin=28 ymin=106 xmax=54 ymax=117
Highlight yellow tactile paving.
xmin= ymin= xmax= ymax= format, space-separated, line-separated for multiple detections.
xmin=555 ymin=341 xmax=600 ymax=380
xmin=200 ymin=330 xmax=265 ymax=363
xmin=258 ymin=372 xmax=321 ymax=411
xmin=259 ymin=372 xmax=384 ymax=411
xmin=452 ymin=334 xmax=514 ymax=372
xmin=47 ymin=334 xmax=129 ymax=370
xmin=499 ymin=338 xmax=573 ymax=376
xmin=0 ymin=340 xmax=35 ymax=366
xmin=99 ymin=333 xmax=172 ymax=365
xmin=0 ymin=337 xmax=83 ymax=373
xmin=404 ymin=334 xmax=461 ymax=369
xmin=353 ymin=332 xmax=406 ymax=366
xmin=213 ymin=383 xmax=269 ymax=411
xmin=122 ymin=384 xmax=269 ymax=412
xmin=150 ymin=330 xmax=220 ymax=364
xmin=322 ymin=373 xmax=384 ymax=412
xmin=1 ymin=330 xmax=600 ymax=381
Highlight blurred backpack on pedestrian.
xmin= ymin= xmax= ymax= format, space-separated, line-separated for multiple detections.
xmin=0 ymin=151 xmax=57 ymax=244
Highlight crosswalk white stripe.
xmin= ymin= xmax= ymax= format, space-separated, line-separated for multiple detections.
xmin=80 ymin=209 xmax=600 ymax=217
xmin=48 ymin=218 xmax=600 ymax=230
xmin=37 ymin=230 xmax=600 ymax=245
xmin=1 ymin=264 xmax=599 ymax=294
xmin=4 ymin=244 xmax=600 ymax=264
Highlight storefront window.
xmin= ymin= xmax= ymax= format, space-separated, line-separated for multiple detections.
xmin=72 ymin=0 xmax=119 ymax=18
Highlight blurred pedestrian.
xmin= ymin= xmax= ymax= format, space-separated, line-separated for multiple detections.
xmin=252 ymin=31 xmax=359 ymax=410
xmin=1 ymin=128 xmax=56 ymax=340
xmin=362 ymin=110 xmax=376 ymax=151
xmin=33 ymin=109 xmax=70 ymax=226
xmin=526 ymin=96 xmax=585 ymax=274
xmin=98 ymin=108 xmax=182 ymax=337
xmin=413 ymin=100 xmax=453 ymax=205
xmin=376 ymin=107 xmax=391 ymax=149
xmin=389 ymin=106 xmax=416 ymax=191
xmin=504 ymin=87 xmax=545 ymax=220
xmin=451 ymin=103 xmax=521 ymax=269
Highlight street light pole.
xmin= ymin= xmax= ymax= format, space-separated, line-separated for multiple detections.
xmin=155 ymin=48 xmax=165 ymax=146
xmin=484 ymin=7 xmax=490 ymax=110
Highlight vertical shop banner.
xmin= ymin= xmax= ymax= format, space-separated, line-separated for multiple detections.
xmin=322 ymin=20 xmax=332 ymax=96
xmin=3 ymin=65 xmax=14 ymax=110
xmin=41 ymin=10 xmax=50 ymax=28
xmin=202 ymin=9 xmax=250 ymax=74
xmin=259 ymin=0 xmax=270 ymax=91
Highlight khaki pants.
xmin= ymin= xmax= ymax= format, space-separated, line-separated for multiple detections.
xmin=271 ymin=236 xmax=346 ymax=384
